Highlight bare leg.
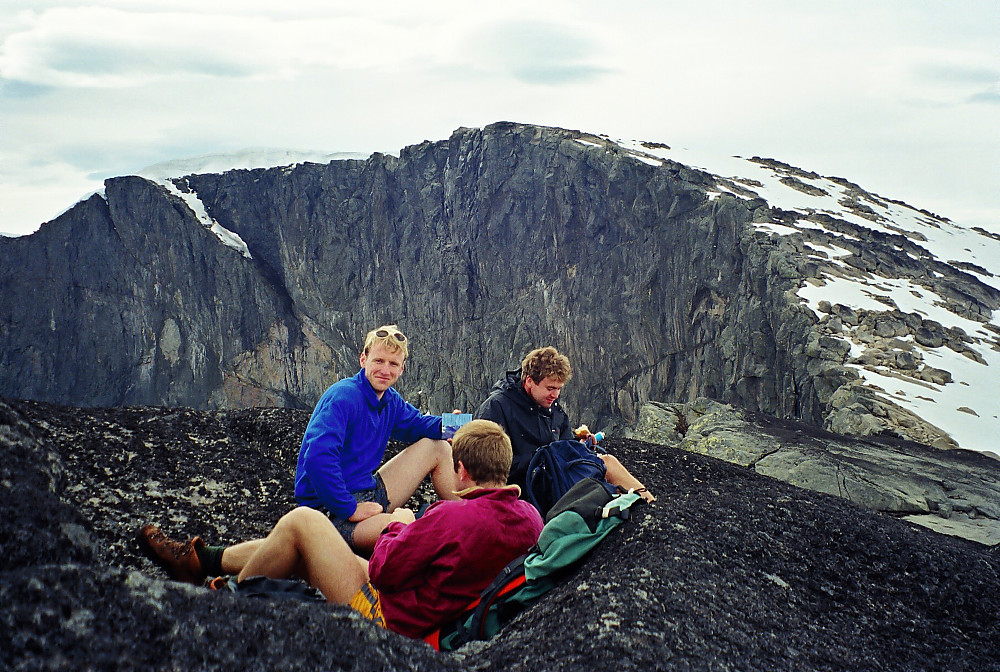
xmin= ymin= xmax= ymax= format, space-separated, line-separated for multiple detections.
xmin=601 ymin=454 xmax=656 ymax=503
xmin=351 ymin=508 xmax=416 ymax=555
xmin=378 ymin=438 xmax=459 ymax=510
xmin=219 ymin=539 xmax=266 ymax=575
xmin=238 ymin=506 xmax=367 ymax=603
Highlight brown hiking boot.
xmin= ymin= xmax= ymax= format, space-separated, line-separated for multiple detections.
xmin=137 ymin=524 xmax=207 ymax=584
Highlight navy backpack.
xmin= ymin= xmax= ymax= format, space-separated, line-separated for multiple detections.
xmin=524 ymin=439 xmax=618 ymax=517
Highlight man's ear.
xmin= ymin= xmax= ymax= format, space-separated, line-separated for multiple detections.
xmin=455 ymin=460 xmax=471 ymax=482
xmin=359 ymin=351 xmax=366 ymax=367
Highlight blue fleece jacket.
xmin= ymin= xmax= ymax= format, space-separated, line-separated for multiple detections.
xmin=294 ymin=369 xmax=442 ymax=519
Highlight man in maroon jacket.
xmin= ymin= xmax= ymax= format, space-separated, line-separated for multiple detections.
xmin=236 ymin=419 xmax=544 ymax=638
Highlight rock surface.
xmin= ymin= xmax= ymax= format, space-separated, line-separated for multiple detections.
xmin=3 ymin=397 xmax=999 ymax=671
xmin=4 ymin=123 xmax=996 ymax=449
xmin=630 ymin=398 xmax=1000 ymax=546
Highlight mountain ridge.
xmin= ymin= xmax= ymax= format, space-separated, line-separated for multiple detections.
xmin=1 ymin=121 xmax=997 ymax=453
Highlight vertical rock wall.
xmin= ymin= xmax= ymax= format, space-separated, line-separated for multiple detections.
xmin=1 ymin=123 xmax=825 ymax=429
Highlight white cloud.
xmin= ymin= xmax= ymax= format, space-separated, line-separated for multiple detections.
xmin=4 ymin=3 xmax=549 ymax=88
xmin=462 ymin=20 xmax=611 ymax=84
xmin=1 ymin=1 xmax=999 ymax=237
xmin=0 ymin=157 xmax=102 ymax=235
xmin=0 ymin=7 xmax=395 ymax=87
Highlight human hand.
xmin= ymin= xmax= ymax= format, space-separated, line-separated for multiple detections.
xmin=348 ymin=501 xmax=385 ymax=522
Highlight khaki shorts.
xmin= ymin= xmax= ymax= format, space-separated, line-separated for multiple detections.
xmin=348 ymin=581 xmax=386 ymax=629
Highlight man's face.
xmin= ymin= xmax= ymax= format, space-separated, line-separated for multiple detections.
xmin=360 ymin=343 xmax=405 ymax=397
xmin=524 ymin=375 xmax=565 ymax=409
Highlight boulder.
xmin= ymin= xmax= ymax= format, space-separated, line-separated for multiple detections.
xmin=630 ymin=398 xmax=1000 ymax=546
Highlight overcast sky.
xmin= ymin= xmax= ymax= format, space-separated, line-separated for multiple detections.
xmin=2 ymin=1 xmax=998 ymax=237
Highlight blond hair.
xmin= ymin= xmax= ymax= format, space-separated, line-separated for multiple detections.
xmin=362 ymin=324 xmax=409 ymax=359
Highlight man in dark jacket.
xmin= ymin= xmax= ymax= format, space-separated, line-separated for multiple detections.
xmin=474 ymin=346 xmax=655 ymax=501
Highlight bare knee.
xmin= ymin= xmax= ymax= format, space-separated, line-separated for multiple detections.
xmin=276 ymin=506 xmax=329 ymax=541
xmin=412 ymin=437 xmax=453 ymax=462
xmin=600 ymin=453 xmax=623 ymax=468
xmin=433 ymin=439 xmax=454 ymax=468
xmin=408 ymin=438 xmax=455 ymax=479
xmin=381 ymin=438 xmax=457 ymax=507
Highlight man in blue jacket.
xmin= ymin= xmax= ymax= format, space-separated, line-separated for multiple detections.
xmin=293 ymin=323 xmax=459 ymax=550
xmin=138 ymin=324 xmax=458 ymax=582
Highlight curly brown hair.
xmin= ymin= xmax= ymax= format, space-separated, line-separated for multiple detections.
xmin=520 ymin=346 xmax=572 ymax=385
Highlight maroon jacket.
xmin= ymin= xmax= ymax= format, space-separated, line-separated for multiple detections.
xmin=368 ymin=486 xmax=543 ymax=638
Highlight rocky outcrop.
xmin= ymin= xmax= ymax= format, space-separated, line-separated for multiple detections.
xmin=3 ymin=397 xmax=999 ymax=671
xmin=630 ymin=398 xmax=1000 ymax=546
xmin=2 ymin=123 xmax=997 ymax=450
xmin=0 ymin=178 xmax=338 ymax=410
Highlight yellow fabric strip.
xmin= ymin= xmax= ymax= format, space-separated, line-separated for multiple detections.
xmin=348 ymin=581 xmax=386 ymax=629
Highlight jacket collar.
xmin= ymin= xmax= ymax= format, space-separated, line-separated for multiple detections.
xmin=353 ymin=369 xmax=389 ymax=412
xmin=453 ymin=484 xmax=522 ymax=499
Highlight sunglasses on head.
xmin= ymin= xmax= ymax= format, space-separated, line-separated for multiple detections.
xmin=375 ymin=329 xmax=407 ymax=343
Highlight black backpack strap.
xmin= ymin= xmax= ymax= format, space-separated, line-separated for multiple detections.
xmin=467 ymin=553 xmax=529 ymax=639
xmin=599 ymin=502 xmax=631 ymax=521
xmin=430 ymin=552 xmax=529 ymax=649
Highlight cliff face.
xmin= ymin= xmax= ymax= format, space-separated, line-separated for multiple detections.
xmin=183 ymin=125 xmax=833 ymax=429
xmin=2 ymin=123 xmax=998 ymax=448
xmin=0 ymin=124 xmax=817 ymax=429
xmin=3 ymin=397 xmax=998 ymax=671
xmin=0 ymin=176 xmax=327 ymax=409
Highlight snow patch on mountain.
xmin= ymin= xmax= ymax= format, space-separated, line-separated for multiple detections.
xmin=159 ymin=180 xmax=252 ymax=259
xmin=601 ymin=137 xmax=1000 ymax=456
xmin=135 ymin=149 xmax=372 ymax=258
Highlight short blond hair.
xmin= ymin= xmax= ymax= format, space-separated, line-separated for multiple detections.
xmin=452 ymin=419 xmax=513 ymax=485
xmin=362 ymin=324 xmax=408 ymax=359
xmin=520 ymin=346 xmax=572 ymax=385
